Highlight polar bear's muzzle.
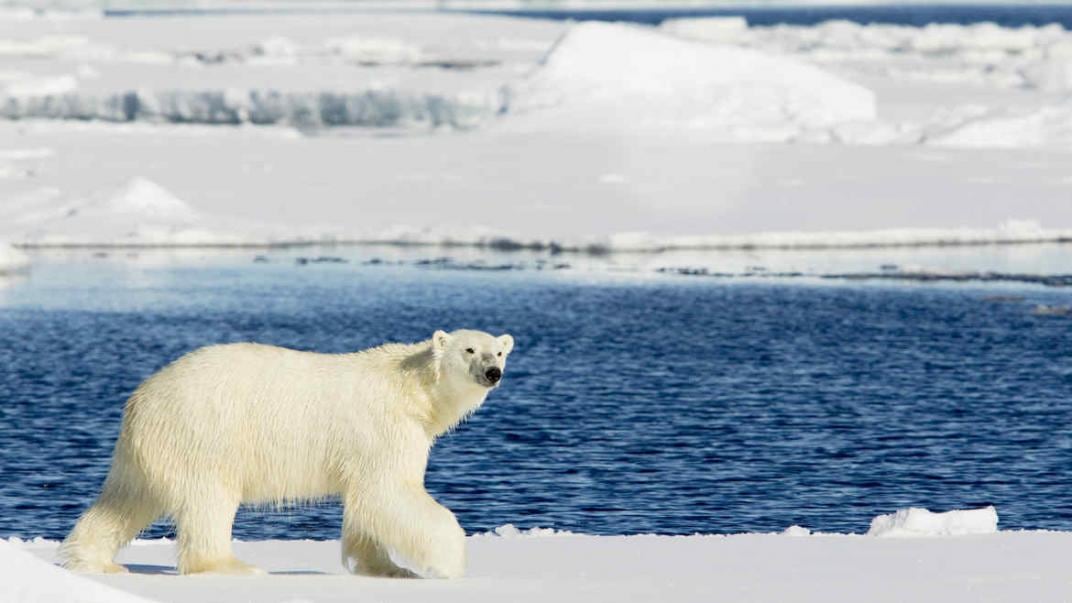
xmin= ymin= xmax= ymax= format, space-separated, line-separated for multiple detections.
xmin=484 ymin=367 xmax=502 ymax=385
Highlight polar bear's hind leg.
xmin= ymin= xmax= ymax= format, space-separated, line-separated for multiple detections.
xmin=60 ymin=477 xmax=161 ymax=573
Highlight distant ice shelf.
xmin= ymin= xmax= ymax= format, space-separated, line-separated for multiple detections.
xmin=0 ymin=88 xmax=500 ymax=129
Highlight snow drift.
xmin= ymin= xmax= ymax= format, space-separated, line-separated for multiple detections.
xmin=506 ymin=22 xmax=877 ymax=140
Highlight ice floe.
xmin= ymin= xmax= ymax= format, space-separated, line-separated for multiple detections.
xmin=507 ymin=22 xmax=876 ymax=140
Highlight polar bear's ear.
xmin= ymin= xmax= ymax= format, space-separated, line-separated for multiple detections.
xmin=498 ymin=334 xmax=514 ymax=355
xmin=433 ymin=330 xmax=452 ymax=351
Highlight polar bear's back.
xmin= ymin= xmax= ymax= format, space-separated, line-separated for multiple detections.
xmin=117 ymin=343 xmax=404 ymax=505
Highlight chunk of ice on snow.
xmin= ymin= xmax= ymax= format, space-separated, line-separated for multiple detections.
xmin=509 ymin=22 xmax=875 ymax=137
xmin=867 ymin=507 xmax=998 ymax=538
xmin=490 ymin=524 xmax=567 ymax=538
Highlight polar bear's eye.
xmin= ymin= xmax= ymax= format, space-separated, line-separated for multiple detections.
xmin=465 ymin=348 xmax=475 ymax=354
xmin=497 ymin=352 xmax=502 ymax=357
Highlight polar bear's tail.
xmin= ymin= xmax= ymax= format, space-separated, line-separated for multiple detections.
xmin=60 ymin=456 xmax=161 ymax=573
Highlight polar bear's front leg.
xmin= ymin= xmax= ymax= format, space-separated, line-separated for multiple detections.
xmin=341 ymin=530 xmax=416 ymax=578
xmin=343 ymin=487 xmax=466 ymax=579
xmin=175 ymin=494 xmax=263 ymax=576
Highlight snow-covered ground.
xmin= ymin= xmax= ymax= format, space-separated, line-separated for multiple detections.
xmin=0 ymin=10 xmax=1070 ymax=274
xmin=8 ymin=508 xmax=1072 ymax=603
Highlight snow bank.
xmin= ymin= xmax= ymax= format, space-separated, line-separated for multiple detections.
xmin=507 ymin=22 xmax=876 ymax=140
xmin=0 ymin=539 xmax=154 ymax=603
xmin=0 ymin=88 xmax=498 ymax=128
xmin=868 ymin=507 xmax=999 ymax=538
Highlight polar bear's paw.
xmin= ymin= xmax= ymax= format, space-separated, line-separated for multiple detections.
xmin=98 ymin=561 xmax=131 ymax=574
xmin=183 ymin=556 xmax=265 ymax=576
xmin=62 ymin=558 xmax=130 ymax=574
xmin=366 ymin=566 xmax=418 ymax=579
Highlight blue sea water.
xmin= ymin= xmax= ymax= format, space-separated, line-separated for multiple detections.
xmin=458 ymin=4 xmax=1072 ymax=28
xmin=103 ymin=3 xmax=1072 ymax=29
xmin=0 ymin=253 xmax=1070 ymax=541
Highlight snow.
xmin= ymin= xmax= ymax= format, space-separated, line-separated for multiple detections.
xmin=7 ymin=509 xmax=1072 ymax=603
xmin=0 ymin=539 xmax=152 ymax=603
xmin=867 ymin=506 xmax=999 ymax=538
xmin=0 ymin=11 xmax=1070 ymax=276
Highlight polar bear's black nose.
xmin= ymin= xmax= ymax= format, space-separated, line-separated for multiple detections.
xmin=485 ymin=367 xmax=502 ymax=384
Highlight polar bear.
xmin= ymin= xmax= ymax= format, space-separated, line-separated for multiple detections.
xmin=60 ymin=329 xmax=514 ymax=578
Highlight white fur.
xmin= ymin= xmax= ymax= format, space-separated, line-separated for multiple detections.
xmin=60 ymin=329 xmax=514 ymax=578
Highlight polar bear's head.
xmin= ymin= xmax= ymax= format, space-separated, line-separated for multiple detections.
xmin=433 ymin=329 xmax=514 ymax=388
